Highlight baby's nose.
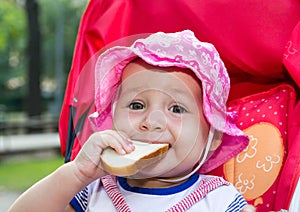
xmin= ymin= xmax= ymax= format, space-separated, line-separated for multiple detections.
xmin=140 ymin=110 xmax=167 ymax=131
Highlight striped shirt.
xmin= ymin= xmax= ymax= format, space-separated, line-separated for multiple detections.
xmin=70 ymin=174 xmax=247 ymax=211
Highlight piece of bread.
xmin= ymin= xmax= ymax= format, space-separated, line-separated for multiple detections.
xmin=100 ymin=140 xmax=169 ymax=176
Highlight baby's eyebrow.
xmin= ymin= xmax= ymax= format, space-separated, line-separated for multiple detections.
xmin=168 ymin=87 xmax=189 ymax=94
xmin=119 ymin=85 xmax=143 ymax=94
xmin=167 ymin=86 xmax=196 ymax=97
xmin=123 ymin=86 xmax=189 ymax=95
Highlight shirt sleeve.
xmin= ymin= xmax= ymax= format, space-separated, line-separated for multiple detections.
xmin=225 ymin=193 xmax=248 ymax=212
xmin=70 ymin=187 xmax=89 ymax=212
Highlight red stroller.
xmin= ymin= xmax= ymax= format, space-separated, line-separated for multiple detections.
xmin=58 ymin=1 xmax=300 ymax=211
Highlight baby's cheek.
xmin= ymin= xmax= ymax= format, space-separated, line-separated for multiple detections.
xmin=112 ymin=119 xmax=127 ymax=132
xmin=113 ymin=109 xmax=131 ymax=129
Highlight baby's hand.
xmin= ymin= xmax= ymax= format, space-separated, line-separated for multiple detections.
xmin=72 ymin=130 xmax=135 ymax=184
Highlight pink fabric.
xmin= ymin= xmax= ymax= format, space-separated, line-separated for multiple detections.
xmin=281 ymin=20 xmax=300 ymax=208
xmin=58 ymin=0 xmax=300 ymax=210
xmin=283 ymin=21 xmax=300 ymax=88
xmin=209 ymin=84 xmax=298 ymax=211
xmin=92 ymin=30 xmax=248 ymax=173
xmin=59 ymin=0 xmax=300 ymax=163
xmin=94 ymin=31 xmax=244 ymax=136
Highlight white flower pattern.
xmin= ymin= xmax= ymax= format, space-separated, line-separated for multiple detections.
xmin=236 ymin=135 xmax=258 ymax=163
xmin=256 ymin=154 xmax=281 ymax=172
xmin=235 ymin=173 xmax=255 ymax=194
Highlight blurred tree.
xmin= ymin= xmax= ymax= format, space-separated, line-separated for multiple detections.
xmin=25 ymin=0 xmax=42 ymax=117
xmin=0 ymin=1 xmax=27 ymax=111
xmin=39 ymin=0 xmax=87 ymax=118
xmin=0 ymin=0 xmax=87 ymax=116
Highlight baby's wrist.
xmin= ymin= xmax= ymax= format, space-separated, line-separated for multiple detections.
xmin=68 ymin=161 xmax=96 ymax=186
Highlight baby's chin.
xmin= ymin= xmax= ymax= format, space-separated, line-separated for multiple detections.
xmin=130 ymin=166 xmax=194 ymax=182
xmin=129 ymin=152 xmax=191 ymax=179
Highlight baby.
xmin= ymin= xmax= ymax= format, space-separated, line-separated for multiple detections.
xmin=9 ymin=30 xmax=254 ymax=211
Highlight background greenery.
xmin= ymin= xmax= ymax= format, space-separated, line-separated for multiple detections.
xmin=0 ymin=0 xmax=87 ymax=194
xmin=0 ymin=0 xmax=87 ymax=118
xmin=0 ymin=155 xmax=64 ymax=191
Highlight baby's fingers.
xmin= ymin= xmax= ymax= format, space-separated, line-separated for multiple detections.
xmin=91 ymin=130 xmax=135 ymax=155
xmin=105 ymin=131 xmax=135 ymax=154
xmin=73 ymin=130 xmax=135 ymax=182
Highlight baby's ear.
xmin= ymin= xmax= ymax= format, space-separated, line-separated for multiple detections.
xmin=210 ymin=131 xmax=223 ymax=151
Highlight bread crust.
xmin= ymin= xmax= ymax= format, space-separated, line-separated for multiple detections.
xmin=100 ymin=142 xmax=169 ymax=176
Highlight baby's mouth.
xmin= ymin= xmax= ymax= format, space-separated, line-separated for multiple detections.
xmin=129 ymin=139 xmax=171 ymax=148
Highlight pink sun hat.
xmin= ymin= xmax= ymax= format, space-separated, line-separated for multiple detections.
xmin=92 ymin=30 xmax=248 ymax=173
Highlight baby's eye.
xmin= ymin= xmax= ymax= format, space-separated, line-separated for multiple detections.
xmin=129 ymin=102 xmax=145 ymax=110
xmin=169 ymin=105 xmax=187 ymax=114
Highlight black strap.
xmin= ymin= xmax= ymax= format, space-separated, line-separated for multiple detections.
xmin=64 ymin=103 xmax=93 ymax=163
xmin=64 ymin=106 xmax=76 ymax=163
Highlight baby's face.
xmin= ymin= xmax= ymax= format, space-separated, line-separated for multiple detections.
xmin=113 ymin=60 xmax=209 ymax=178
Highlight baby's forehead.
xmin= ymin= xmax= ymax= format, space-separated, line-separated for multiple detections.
xmin=121 ymin=59 xmax=201 ymax=87
xmin=119 ymin=59 xmax=203 ymax=101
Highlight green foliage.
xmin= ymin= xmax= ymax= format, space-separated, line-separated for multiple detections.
xmin=0 ymin=1 xmax=27 ymax=111
xmin=0 ymin=0 xmax=87 ymax=112
xmin=0 ymin=1 xmax=26 ymax=77
xmin=0 ymin=155 xmax=64 ymax=191
xmin=39 ymin=0 xmax=87 ymax=78
xmin=0 ymin=1 xmax=26 ymax=51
